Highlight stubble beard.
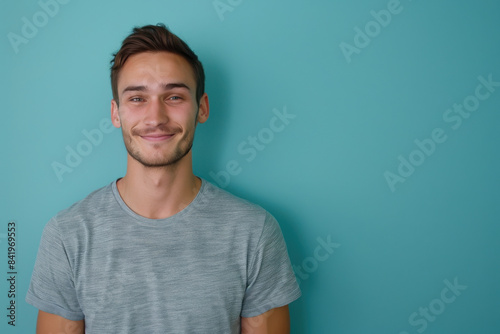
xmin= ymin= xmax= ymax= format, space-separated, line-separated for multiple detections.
xmin=122 ymin=129 xmax=195 ymax=168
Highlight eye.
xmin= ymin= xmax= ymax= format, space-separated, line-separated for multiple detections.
xmin=169 ymin=96 xmax=182 ymax=101
xmin=129 ymin=97 xmax=144 ymax=102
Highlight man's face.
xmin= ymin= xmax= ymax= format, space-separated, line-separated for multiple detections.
xmin=111 ymin=51 xmax=208 ymax=168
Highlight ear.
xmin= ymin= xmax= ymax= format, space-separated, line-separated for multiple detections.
xmin=111 ymin=99 xmax=121 ymax=128
xmin=196 ymin=93 xmax=209 ymax=124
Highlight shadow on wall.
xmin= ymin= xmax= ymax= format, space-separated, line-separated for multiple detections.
xmin=192 ymin=38 xmax=309 ymax=334
xmin=192 ymin=50 xmax=232 ymax=176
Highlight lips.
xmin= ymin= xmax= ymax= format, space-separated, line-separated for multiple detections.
xmin=140 ymin=133 xmax=175 ymax=142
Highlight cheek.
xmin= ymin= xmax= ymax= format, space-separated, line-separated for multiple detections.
xmin=117 ymin=111 xmax=139 ymax=128
xmin=172 ymin=110 xmax=197 ymax=126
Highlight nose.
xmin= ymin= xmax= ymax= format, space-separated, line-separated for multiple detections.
xmin=143 ymin=97 xmax=168 ymax=126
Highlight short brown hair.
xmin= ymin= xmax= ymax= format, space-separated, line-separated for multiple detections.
xmin=110 ymin=23 xmax=205 ymax=105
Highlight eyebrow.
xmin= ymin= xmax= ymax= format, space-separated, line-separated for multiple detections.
xmin=121 ymin=82 xmax=191 ymax=95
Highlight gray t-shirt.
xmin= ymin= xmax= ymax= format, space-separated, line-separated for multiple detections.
xmin=26 ymin=178 xmax=301 ymax=333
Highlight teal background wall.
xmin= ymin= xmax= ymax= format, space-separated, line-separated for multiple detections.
xmin=2 ymin=0 xmax=499 ymax=333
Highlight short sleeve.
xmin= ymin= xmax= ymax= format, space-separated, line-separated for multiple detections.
xmin=25 ymin=218 xmax=84 ymax=320
xmin=241 ymin=213 xmax=302 ymax=317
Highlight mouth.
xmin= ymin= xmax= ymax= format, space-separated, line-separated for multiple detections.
xmin=139 ymin=133 xmax=175 ymax=142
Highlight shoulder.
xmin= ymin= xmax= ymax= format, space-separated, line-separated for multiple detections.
xmin=199 ymin=179 xmax=271 ymax=220
xmin=197 ymin=180 xmax=281 ymax=240
xmin=48 ymin=181 xmax=114 ymax=232
xmin=198 ymin=180 xmax=284 ymax=253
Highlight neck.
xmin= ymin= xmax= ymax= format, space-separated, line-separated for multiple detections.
xmin=116 ymin=151 xmax=201 ymax=219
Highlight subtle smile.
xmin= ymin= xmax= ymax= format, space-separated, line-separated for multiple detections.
xmin=140 ymin=134 xmax=175 ymax=142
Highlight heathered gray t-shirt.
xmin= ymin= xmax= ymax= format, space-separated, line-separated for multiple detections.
xmin=26 ymin=178 xmax=301 ymax=333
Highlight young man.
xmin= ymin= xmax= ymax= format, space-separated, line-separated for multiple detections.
xmin=26 ymin=24 xmax=301 ymax=333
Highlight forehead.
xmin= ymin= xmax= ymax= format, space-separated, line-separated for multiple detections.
xmin=118 ymin=51 xmax=196 ymax=92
